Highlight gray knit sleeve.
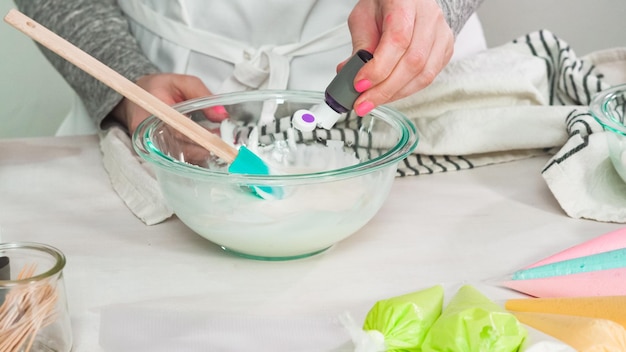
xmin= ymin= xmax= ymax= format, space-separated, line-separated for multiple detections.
xmin=435 ymin=0 xmax=485 ymax=36
xmin=13 ymin=0 xmax=160 ymax=128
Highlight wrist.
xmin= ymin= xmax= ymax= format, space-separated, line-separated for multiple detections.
xmin=111 ymin=97 xmax=132 ymax=130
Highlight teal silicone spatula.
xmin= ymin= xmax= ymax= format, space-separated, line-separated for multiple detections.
xmin=4 ymin=9 xmax=276 ymax=198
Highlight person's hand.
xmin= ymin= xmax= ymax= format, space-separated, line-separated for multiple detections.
xmin=344 ymin=0 xmax=455 ymax=116
xmin=112 ymin=73 xmax=229 ymax=164
xmin=112 ymin=73 xmax=228 ymax=134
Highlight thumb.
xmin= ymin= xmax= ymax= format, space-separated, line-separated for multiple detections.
xmin=349 ymin=23 xmax=379 ymax=56
xmin=343 ymin=3 xmax=380 ymax=73
xmin=338 ymin=29 xmax=378 ymax=73
xmin=171 ymin=75 xmax=213 ymax=100
xmin=167 ymin=75 xmax=228 ymax=122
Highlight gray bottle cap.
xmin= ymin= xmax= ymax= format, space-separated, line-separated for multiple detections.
xmin=325 ymin=50 xmax=373 ymax=113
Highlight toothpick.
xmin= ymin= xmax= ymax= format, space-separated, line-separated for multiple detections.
xmin=0 ymin=263 xmax=59 ymax=352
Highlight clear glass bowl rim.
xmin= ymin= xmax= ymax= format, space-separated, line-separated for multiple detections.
xmin=590 ymin=83 xmax=626 ymax=136
xmin=0 ymin=242 xmax=66 ymax=287
xmin=133 ymin=90 xmax=419 ymax=184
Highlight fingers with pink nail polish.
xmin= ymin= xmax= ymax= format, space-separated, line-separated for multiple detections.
xmin=355 ymin=101 xmax=374 ymax=116
xmin=355 ymin=79 xmax=372 ymax=93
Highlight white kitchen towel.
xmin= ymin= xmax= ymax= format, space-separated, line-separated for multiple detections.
xmin=100 ymin=126 xmax=173 ymax=225
xmin=386 ymin=31 xmax=623 ymax=175
xmin=539 ymin=48 xmax=626 ymax=223
xmin=99 ymin=30 xmax=626 ymax=225
xmin=384 ymin=30 xmax=626 ymax=222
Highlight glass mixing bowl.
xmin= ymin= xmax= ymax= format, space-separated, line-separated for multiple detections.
xmin=590 ymin=84 xmax=626 ymax=182
xmin=133 ymin=90 xmax=418 ymax=260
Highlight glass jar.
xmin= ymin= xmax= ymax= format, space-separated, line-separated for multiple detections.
xmin=0 ymin=242 xmax=72 ymax=352
xmin=590 ymin=83 xmax=626 ymax=182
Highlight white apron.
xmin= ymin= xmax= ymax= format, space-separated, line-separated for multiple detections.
xmin=56 ymin=0 xmax=486 ymax=135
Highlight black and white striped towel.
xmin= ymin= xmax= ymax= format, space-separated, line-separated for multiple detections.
xmin=256 ymin=30 xmax=626 ymax=222
xmin=100 ymin=30 xmax=626 ymax=224
xmin=403 ymin=30 xmax=626 ymax=223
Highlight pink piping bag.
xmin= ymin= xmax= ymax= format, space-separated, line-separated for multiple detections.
xmin=501 ymin=227 xmax=626 ymax=297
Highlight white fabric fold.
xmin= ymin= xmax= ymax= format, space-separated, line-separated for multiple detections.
xmin=98 ymin=30 xmax=626 ymax=225
xmin=541 ymin=109 xmax=626 ymax=222
xmin=99 ymin=127 xmax=173 ymax=225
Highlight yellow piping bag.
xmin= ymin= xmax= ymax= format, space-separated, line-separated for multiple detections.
xmin=514 ymin=312 xmax=626 ymax=351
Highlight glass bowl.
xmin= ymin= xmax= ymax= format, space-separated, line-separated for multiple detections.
xmin=590 ymin=84 xmax=626 ymax=182
xmin=133 ymin=90 xmax=418 ymax=260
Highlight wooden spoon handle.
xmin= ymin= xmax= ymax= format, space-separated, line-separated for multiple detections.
xmin=4 ymin=9 xmax=237 ymax=163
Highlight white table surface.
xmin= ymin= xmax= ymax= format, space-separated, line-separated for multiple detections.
xmin=0 ymin=135 xmax=622 ymax=351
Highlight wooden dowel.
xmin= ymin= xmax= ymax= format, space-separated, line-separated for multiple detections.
xmin=4 ymin=9 xmax=238 ymax=163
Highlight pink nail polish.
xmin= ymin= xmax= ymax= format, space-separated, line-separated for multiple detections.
xmin=325 ymin=50 xmax=374 ymax=113
xmin=355 ymin=101 xmax=374 ymax=116
xmin=213 ymin=105 xmax=227 ymax=115
xmin=355 ymin=79 xmax=372 ymax=93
